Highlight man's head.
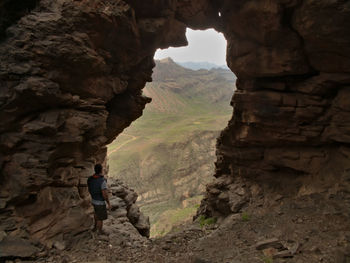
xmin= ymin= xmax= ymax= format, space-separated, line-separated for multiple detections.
xmin=94 ymin=164 xmax=103 ymax=175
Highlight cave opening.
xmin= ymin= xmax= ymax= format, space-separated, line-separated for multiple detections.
xmin=1 ymin=1 xmax=349 ymax=260
xmin=107 ymin=28 xmax=236 ymax=237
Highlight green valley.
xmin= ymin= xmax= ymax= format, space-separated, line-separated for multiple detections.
xmin=107 ymin=58 xmax=235 ymax=237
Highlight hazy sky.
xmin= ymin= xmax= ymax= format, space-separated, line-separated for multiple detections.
xmin=154 ymin=28 xmax=227 ymax=65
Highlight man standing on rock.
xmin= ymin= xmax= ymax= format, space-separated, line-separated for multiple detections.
xmin=87 ymin=164 xmax=111 ymax=235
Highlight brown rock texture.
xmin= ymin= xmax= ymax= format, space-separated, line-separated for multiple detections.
xmin=200 ymin=0 xmax=350 ymax=216
xmin=0 ymin=0 xmax=350 ymax=260
xmin=0 ymin=0 xmax=167 ymax=253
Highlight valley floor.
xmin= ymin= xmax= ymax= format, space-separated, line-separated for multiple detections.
xmin=35 ymin=190 xmax=350 ymax=263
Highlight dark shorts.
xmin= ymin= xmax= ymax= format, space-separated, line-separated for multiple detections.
xmin=93 ymin=204 xmax=107 ymax=221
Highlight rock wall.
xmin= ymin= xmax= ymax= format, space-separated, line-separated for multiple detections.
xmin=0 ymin=0 xmax=177 ymax=253
xmin=198 ymin=0 xmax=350 ymax=219
xmin=0 ymin=0 xmax=350 ymax=257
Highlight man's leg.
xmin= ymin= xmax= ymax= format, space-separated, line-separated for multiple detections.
xmin=94 ymin=204 xmax=107 ymax=235
xmin=92 ymin=213 xmax=97 ymax=231
xmin=96 ymin=219 xmax=102 ymax=232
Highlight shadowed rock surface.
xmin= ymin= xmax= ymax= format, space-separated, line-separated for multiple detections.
xmin=0 ymin=0 xmax=349 ymax=261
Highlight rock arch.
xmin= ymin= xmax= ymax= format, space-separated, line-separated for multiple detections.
xmin=0 ymin=0 xmax=349 ymax=254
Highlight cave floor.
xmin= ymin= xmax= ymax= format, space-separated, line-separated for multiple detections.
xmin=35 ymin=191 xmax=350 ymax=263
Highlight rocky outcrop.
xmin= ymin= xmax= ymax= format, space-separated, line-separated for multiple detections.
xmin=0 ymin=0 xmax=350 ymax=260
xmin=199 ymin=0 xmax=350 ymax=218
xmin=109 ymin=179 xmax=150 ymax=238
xmin=0 ymin=176 xmax=149 ymax=258
xmin=0 ymin=0 xmax=167 ymax=253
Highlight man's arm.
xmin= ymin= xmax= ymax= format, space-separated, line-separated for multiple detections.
xmin=102 ymin=189 xmax=111 ymax=210
xmin=101 ymin=179 xmax=111 ymax=210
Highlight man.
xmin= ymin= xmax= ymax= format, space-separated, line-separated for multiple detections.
xmin=87 ymin=164 xmax=111 ymax=234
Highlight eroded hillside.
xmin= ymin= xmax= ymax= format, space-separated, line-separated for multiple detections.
xmin=108 ymin=58 xmax=235 ymax=236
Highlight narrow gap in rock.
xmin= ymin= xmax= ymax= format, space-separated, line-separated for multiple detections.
xmin=107 ymin=28 xmax=236 ymax=238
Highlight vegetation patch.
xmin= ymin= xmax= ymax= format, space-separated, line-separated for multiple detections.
xmin=150 ymin=201 xmax=201 ymax=237
xmin=198 ymin=215 xmax=217 ymax=228
xmin=261 ymin=256 xmax=273 ymax=263
xmin=241 ymin=212 xmax=250 ymax=222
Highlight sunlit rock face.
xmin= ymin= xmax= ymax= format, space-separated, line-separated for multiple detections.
xmin=0 ymin=0 xmax=349 ymax=253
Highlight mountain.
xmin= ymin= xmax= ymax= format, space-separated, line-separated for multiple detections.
xmin=145 ymin=57 xmax=235 ymax=114
xmin=108 ymin=58 xmax=236 ymax=237
xmin=176 ymin=61 xmax=230 ymax=71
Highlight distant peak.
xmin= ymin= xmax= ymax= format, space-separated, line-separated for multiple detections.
xmin=158 ymin=57 xmax=175 ymax=63
xmin=176 ymin=61 xmax=229 ymax=71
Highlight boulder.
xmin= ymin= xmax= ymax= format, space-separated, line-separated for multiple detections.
xmin=0 ymin=236 xmax=40 ymax=258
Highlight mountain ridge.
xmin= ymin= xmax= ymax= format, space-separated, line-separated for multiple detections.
xmin=146 ymin=58 xmax=235 ymax=114
xmin=175 ymin=60 xmax=230 ymax=71
xmin=108 ymin=57 xmax=236 ymax=236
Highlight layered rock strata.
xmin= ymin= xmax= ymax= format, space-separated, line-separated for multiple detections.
xmin=0 ymin=0 xmax=350 ymax=260
xmin=0 ymin=0 xmax=165 ymax=254
xmin=0 ymin=176 xmax=149 ymax=258
xmin=108 ymin=179 xmax=150 ymax=238
xmin=199 ymin=0 xmax=350 ymax=217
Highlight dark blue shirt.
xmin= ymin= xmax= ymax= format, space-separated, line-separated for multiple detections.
xmin=87 ymin=175 xmax=107 ymax=205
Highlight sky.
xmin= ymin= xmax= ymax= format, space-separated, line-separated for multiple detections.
xmin=154 ymin=28 xmax=227 ymax=66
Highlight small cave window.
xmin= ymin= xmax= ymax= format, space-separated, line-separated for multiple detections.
xmin=107 ymin=28 xmax=236 ymax=237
